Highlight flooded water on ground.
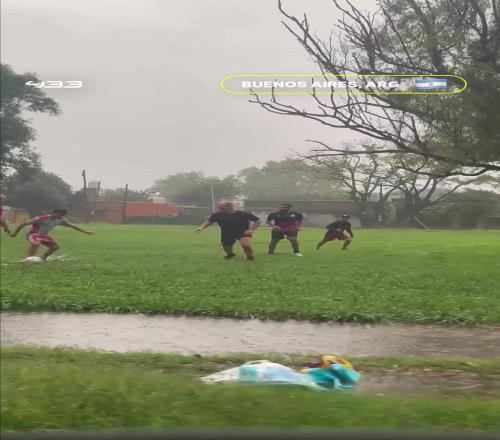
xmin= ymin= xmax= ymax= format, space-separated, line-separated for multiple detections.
xmin=2 ymin=312 xmax=499 ymax=357
xmin=357 ymin=372 xmax=500 ymax=397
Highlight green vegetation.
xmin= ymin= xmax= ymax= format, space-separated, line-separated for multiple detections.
xmin=1 ymin=225 xmax=499 ymax=324
xmin=2 ymin=347 xmax=500 ymax=430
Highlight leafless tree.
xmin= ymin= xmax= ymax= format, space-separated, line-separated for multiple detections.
xmin=251 ymin=0 xmax=500 ymax=176
xmin=307 ymin=145 xmax=490 ymax=224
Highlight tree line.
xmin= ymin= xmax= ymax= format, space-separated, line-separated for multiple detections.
xmin=1 ymin=0 xmax=499 ymax=227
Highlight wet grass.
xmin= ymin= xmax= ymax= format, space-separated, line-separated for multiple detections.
xmin=1 ymin=225 xmax=499 ymax=324
xmin=2 ymin=347 xmax=500 ymax=430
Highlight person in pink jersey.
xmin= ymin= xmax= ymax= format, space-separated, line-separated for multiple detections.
xmin=266 ymin=203 xmax=304 ymax=256
xmin=10 ymin=208 xmax=94 ymax=260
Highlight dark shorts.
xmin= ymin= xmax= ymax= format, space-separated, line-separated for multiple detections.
xmin=27 ymin=233 xmax=57 ymax=247
xmin=271 ymin=230 xmax=298 ymax=240
xmin=323 ymin=231 xmax=349 ymax=242
xmin=221 ymin=230 xmax=248 ymax=246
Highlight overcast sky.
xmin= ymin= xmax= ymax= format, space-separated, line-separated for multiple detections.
xmin=1 ymin=0 xmax=376 ymax=190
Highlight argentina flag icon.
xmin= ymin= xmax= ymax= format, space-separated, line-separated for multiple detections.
xmin=415 ymin=77 xmax=448 ymax=91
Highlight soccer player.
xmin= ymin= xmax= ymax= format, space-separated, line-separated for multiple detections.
xmin=196 ymin=201 xmax=261 ymax=260
xmin=0 ymin=194 xmax=11 ymax=235
xmin=10 ymin=208 xmax=94 ymax=260
xmin=266 ymin=203 xmax=304 ymax=256
xmin=316 ymin=214 xmax=354 ymax=251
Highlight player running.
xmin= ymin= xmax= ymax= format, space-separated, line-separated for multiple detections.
xmin=10 ymin=208 xmax=94 ymax=260
xmin=0 ymin=194 xmax=11 ymax=235
xmin=266 ymin=203 xmax=304 ymax=256
xmin=316 ymin=214 xmax=354 ymax=251
xmin=196 ymin=201 xmax=261 ymax=261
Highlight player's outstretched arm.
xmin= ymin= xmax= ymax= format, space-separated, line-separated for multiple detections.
xmin=10 ymin=222 xmax=28 ymax=237
xmin=196 ymin=220 xmax=212 ymax=233
xmin=250 ymin=219 xmax=261 ymax=232
xmin=266 ymin=214 xmax=280 ymax=230
xmin=67 ymin=223 xmax=94 ymax=235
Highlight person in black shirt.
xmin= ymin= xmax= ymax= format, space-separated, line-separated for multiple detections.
xmin=196 ymin=201 xmax=261 ymax=260
xmin=266 ymin=203 xmax=304 ymax=256
xmin=316 ymin=214 xmax=354 ymax=251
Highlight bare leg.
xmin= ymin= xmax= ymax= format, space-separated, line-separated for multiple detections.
xmin=342 ymin=239 xmax=352 ymax=250
xmin=27 ymin=243 xmax=40 ymax=257
xmin=316 ymin=240 xmax=327 ymax=250
xmin=268 ymin=239 xmax=280 ymax=254
xmin=222 ymin=245 xmax=236 ymax=259
xmin=289 ymin=237 xmax=300 ymax=253
xmin=239 ymin=237 xmax=254 ymax=260
xmin=42 ymin=244 xmax=60 ymax=260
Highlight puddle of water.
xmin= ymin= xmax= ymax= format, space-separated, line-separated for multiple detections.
xmin=2 ymin=312 xmax=499 ymax=357
xmin=357 ymin=372 xmax=500 ymax=397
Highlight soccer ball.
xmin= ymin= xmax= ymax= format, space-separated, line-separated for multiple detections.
xmin=18 ymin=256 xmax=45 ymax=264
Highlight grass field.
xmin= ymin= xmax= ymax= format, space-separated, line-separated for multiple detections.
xmin=2 ymin=347 xmax=500 ymax=430
xmin=1 ymin=225 xmax=499 ymax=323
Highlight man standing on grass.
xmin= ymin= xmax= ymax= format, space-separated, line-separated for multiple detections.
xmin=196 ymin=201 xmax=261 ymax=261
xmin=316 ymin=214 xmax=354 ymax=251
xmin=266 ymin=203 xmax=304 ymax=256
xmin=10 ymin=208 xmax=94 ymax=260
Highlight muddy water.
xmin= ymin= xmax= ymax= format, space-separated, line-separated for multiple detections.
xmin=2 ymin=312 xmax=499 ymax=357
xmin=357 ymin=372 xmax=500 ymax=397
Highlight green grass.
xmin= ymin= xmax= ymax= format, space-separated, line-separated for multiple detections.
xmin=1 ymin=225 xmax=499 ymax=324
xmin=2 ymin=347 xmax=500 ymax=430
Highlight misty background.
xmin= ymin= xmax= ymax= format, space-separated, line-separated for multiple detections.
xmin=1 ymin=0 xmax=375 ymax=190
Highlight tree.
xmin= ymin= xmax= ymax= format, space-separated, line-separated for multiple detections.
xmin=441 ymin=189 xmax=500 ymax=227
xmin=252 ymin=0 xmax=500 ymax=176
xmin=99 ymin=188 xmax=149 ymax=202
xmin=5 ymin=170 xmax=73 ymax=216
xmin=308 ymin=145 xmax=488 ymax=225
xmin=151 ymin=172 xmax=241 ymax=207
xmin=1 ymin=64 xmax=60 ymax=180
xmin=238 ymin=159 xmax=346 ymax=201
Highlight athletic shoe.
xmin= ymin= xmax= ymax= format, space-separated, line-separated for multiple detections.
xmin=224 ymin=253 xmax=236 ymax=259
xmin=293 ymin=252 xmax=303 ymax=257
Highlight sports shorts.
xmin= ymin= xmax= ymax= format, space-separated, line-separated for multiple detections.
xmin=27 ymin=233 xmax=57 ymax=247
xmin=220 ymin=230 xmax=249 ymax=246
xmin=271 ymin=230 xmax=298 ymax=240
xmin=323 ymin=231 xmax=349 ymax=242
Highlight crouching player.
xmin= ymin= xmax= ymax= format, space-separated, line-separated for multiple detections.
xmin=10 ymin=208 xmax=94 ymax=260
xmin=316 ymin=214 xmax=354 ymax=251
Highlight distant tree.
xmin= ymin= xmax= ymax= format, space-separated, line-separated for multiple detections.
xmin=309 ymin=145 xmax=489 ymax=225
xmin=239 ymin=159 xmax=345 ymax=201
xmin=99 ymin=188 xmax=149 ymax=202
xmin=5 ymin=170 xmax=72 ymax=216
xmin=0 ymin=64 xmax=60 ymax=180
xmin=441 ymin=189 xmax=500 ymax=227
xmin=151 ymin=172 xmax=241 ymax=207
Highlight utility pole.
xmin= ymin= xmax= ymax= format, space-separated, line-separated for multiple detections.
xmin=121 ymin=184 xmax=129 ymax=224
xmin=81 ymin=170 xmax=90 ymax=223
xmin=209 ymin=182 xmax=215 ymax=212
xmin=379 ymin=183 xmax=384 ymax=224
